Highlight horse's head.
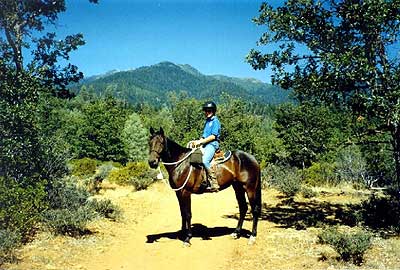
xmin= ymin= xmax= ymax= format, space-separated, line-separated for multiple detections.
xmin=148 ymin=127 xmax=167 ymax=168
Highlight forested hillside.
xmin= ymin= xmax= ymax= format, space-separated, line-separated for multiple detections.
xmin=71 ymin=61 xmax=289 ymax=106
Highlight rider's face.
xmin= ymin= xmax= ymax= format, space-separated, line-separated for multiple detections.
xmin=204 ymin=109 xmax=214 ymax=118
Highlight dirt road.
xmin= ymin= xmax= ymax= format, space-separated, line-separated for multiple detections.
xmin=84 ymin=182 xmax=254 ymax=270
xmin=9 ymin=181 xmax=399 ymax=270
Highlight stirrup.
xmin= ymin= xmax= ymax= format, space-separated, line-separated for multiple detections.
xmin=205 ymin=179 xmax=219 ymax=192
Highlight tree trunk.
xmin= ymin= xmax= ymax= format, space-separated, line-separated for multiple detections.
xmin=392 ymin=125 xmax=400 ymax=194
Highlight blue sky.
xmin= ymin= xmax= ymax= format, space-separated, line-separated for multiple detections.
xmin=55 ymin=0 xmax=278 ymax=83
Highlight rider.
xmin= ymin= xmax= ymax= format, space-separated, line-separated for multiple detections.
xmin=194 ymin=101 xmax=221 ymax=192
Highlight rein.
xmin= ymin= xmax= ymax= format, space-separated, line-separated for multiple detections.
xmin=159 ymin=147 xmax=196 ymax=191
xmin=161 ymin=148 xmax=196 ymax=166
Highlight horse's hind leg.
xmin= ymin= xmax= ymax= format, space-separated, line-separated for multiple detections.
xmin=247 ymin=183 xmax=261 ymax=244
xmin=231 ymin=182 xmax=248 ymax=239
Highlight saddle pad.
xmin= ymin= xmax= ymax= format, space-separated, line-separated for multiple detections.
xmin=213 ymin=150 xmax=231 ymax=164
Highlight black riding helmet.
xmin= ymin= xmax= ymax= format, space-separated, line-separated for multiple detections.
xmin=202 ymin=101 xmax=217 ymax=113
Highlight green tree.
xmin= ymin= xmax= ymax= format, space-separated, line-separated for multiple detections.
xmin=122 ymin=113 xmax=148 ymax=162
xmin=274 ymin=102 xmax=351 ymax=168
xmin=169 ymin=94 xmax=204 ymax=144
xmin=248 ymin=0 xmax=400 ymax=189
xmin=0 ymin=1 xmax=97 ymax=94
xmin=79 ymin=96 xmax=129 ymax=162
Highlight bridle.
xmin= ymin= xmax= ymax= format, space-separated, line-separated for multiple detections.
xmin=150 ymin=135 xmax=196 ymax=191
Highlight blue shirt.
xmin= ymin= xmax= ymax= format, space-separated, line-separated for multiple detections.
xmin=202 ymin=115 xmax=221 ymax=148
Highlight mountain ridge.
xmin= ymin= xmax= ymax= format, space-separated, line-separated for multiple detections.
xmin=73 ymin=61 xmax=290 ymax=106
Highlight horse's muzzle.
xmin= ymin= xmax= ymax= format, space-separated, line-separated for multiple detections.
xmin=148 ymin=159 xmax=159 ymax=169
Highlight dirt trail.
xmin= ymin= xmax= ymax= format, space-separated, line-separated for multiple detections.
xmin=8 ymin=181 xmax=400 ymax=270
xmin=80 ymin=182 xmax=257 ymax=270
xmin=85 ymin=182 xmax=246 ymax=270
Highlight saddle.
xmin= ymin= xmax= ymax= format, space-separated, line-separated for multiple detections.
xmin=212 ymin=149 xmax=232 ymax=164
xmin=189 ymin=148 xmax=231 ymax=165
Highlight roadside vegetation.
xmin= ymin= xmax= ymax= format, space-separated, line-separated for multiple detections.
xmin=1 ymin=0 xmax=400 ymax=268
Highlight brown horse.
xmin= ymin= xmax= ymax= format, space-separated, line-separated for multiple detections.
xmin=148 ymin=127 xmax=262 ymax=246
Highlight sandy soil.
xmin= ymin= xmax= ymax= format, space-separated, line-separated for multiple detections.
xmin=5 ymin=181 xmax=400 ymax=270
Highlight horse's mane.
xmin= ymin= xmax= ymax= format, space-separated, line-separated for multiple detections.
xmin=165 ymin=137 xmax=189 ymax=157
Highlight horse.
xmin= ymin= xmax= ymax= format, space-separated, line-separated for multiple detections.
xmin=148 ymin=127 xmax=262 ymax=246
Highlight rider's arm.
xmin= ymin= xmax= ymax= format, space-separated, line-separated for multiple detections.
xmin=198 ymin=135 xmax=216 ymax=145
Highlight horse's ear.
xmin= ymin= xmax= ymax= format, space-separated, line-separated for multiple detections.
xmin=150 ymin=127 xmax=155 ymax=135
xmin=159 ymin=127 xmax=164 ymax=136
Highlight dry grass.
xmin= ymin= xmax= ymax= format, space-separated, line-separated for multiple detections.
xmin=225 ymin=187 xmax=400 ymax=270
xmin=4 ymin=183 xmax=400 ymax=270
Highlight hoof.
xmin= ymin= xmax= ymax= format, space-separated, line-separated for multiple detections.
xmin=248 ymin=235 xmax=256 ymax=245
xmin=231 ymin=232 xmax=240 ymax=240
xmin=183 ymin=241 xmax=191 ymax=247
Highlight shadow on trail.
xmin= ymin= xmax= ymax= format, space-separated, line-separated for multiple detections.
xmin=225 ymin=199 xmax=361 ymax=230
xmin=146 ymin=224 xmax=251 ymax=243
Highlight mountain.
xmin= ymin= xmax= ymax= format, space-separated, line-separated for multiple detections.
xmin=72 ymin=61 xmax=290 ymax=106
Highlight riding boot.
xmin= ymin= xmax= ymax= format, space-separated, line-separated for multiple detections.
xmin=205 ymin=167 xmax=219 ymax=192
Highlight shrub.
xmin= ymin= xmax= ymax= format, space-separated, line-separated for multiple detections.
xmin=42 ymin=177 xmax=96 ymax=236
xmin=0 ymin=177 xmax=47 ymax=239
xmin=264 ymin=164 xmax=302 ymax=197
xmin=335 ymin=145 xmax=369 ymax=186
xmin=0 ymin=229 xmax=20 ymax=265
xmin=42 ymin=206 xmax=96 ymax=236
xmin=304 ymin=161 xmax=337 ymax=186
xmin=88 ymin=198 xmax=122 ymax=221
xmin=88 ymin=163 xmax=116 ymax=193
xmin=70 ymin=158 xmax=97 ymax=177
xmin=318 ymin=226 xmax=372 ymax=265
xmin=108 ymin=161 xmax=158 ymax=190
xmin=301 ymin=186 xmax=318 ymax=198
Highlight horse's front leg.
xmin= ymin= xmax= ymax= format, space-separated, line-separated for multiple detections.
xmin=176 ymin=190 xmax=192 ymax=246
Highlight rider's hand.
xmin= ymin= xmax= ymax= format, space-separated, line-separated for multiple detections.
xmin=193 ymin=139 xmax=202 ymax=147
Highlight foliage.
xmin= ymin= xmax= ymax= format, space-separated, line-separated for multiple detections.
xmin=42 ymin=206 xmax=95 ymax=236
xmin=248 ymin=0 xmax=400 ymax=189
xmin=304 ymin=161 xmax=338 ymax=186
xmin=70 ymin=158 xmax=98 ymax=177
xmin=88 ymin=198 xmax=122 ymax=221
xmin=0 ymin=177 xmax=47 ymax=240
xmin=0 ymin=0 xmax=97 ymax=93
xmin=274 ymin=102 xmax=351 ymax=168
xmin=122 ymin=112 xmax=148 ymax=162
xmin=107 ymin=162 xmax=158 ymax=190
xmin=335 ymin=145 xmax=369 ymax=186
xmin=318 ymin=226 xmax=372 ymax=265
xmin=263 ymin=163 xmax=302 ymax=197
xmin=42 ymin=177 xmax=96 ymax=236
xmin=301 ymin=186 xmax=318 ymax=198
xmin=168 ymin=94 xmax=204 ymax=144
xmin=361 ymin=194 xmax=400 ymax=232
xmin=0 ymin=229 xmax=20 ymax=265
xmin=72 ymin=61 xmax=289 ymax=107
xmin=76 ymin=96 xmax=130 ymax=162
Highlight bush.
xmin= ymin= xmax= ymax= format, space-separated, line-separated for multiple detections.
xmin=70 ymin=158 xmax=97 ymax=177
xmin=88 ymin=198 xmax=122 ymax=221
xmin=304 ymin=161 xmax=337 ymax=186
xmin=42 ymin=206 xmax=96 ymax=236
xmin=0 ymin=177 xmax=47 ymax=239
xmin=88 ymin=163 xmax=116 ymax=193
xmin=0 ymin=229 xmax=21 ymax=265
xmin=301 ymin=186 xmax=318 ymax=198
xmin=318 ymin=226 xmax=372 ymax=265
xmin=108 ymin=161 xmax=158 ymax=190
xmin=42 ymin=177 xmax=96 ymax=236
xmin=264 ymin=164 xmax=302 ymax=197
